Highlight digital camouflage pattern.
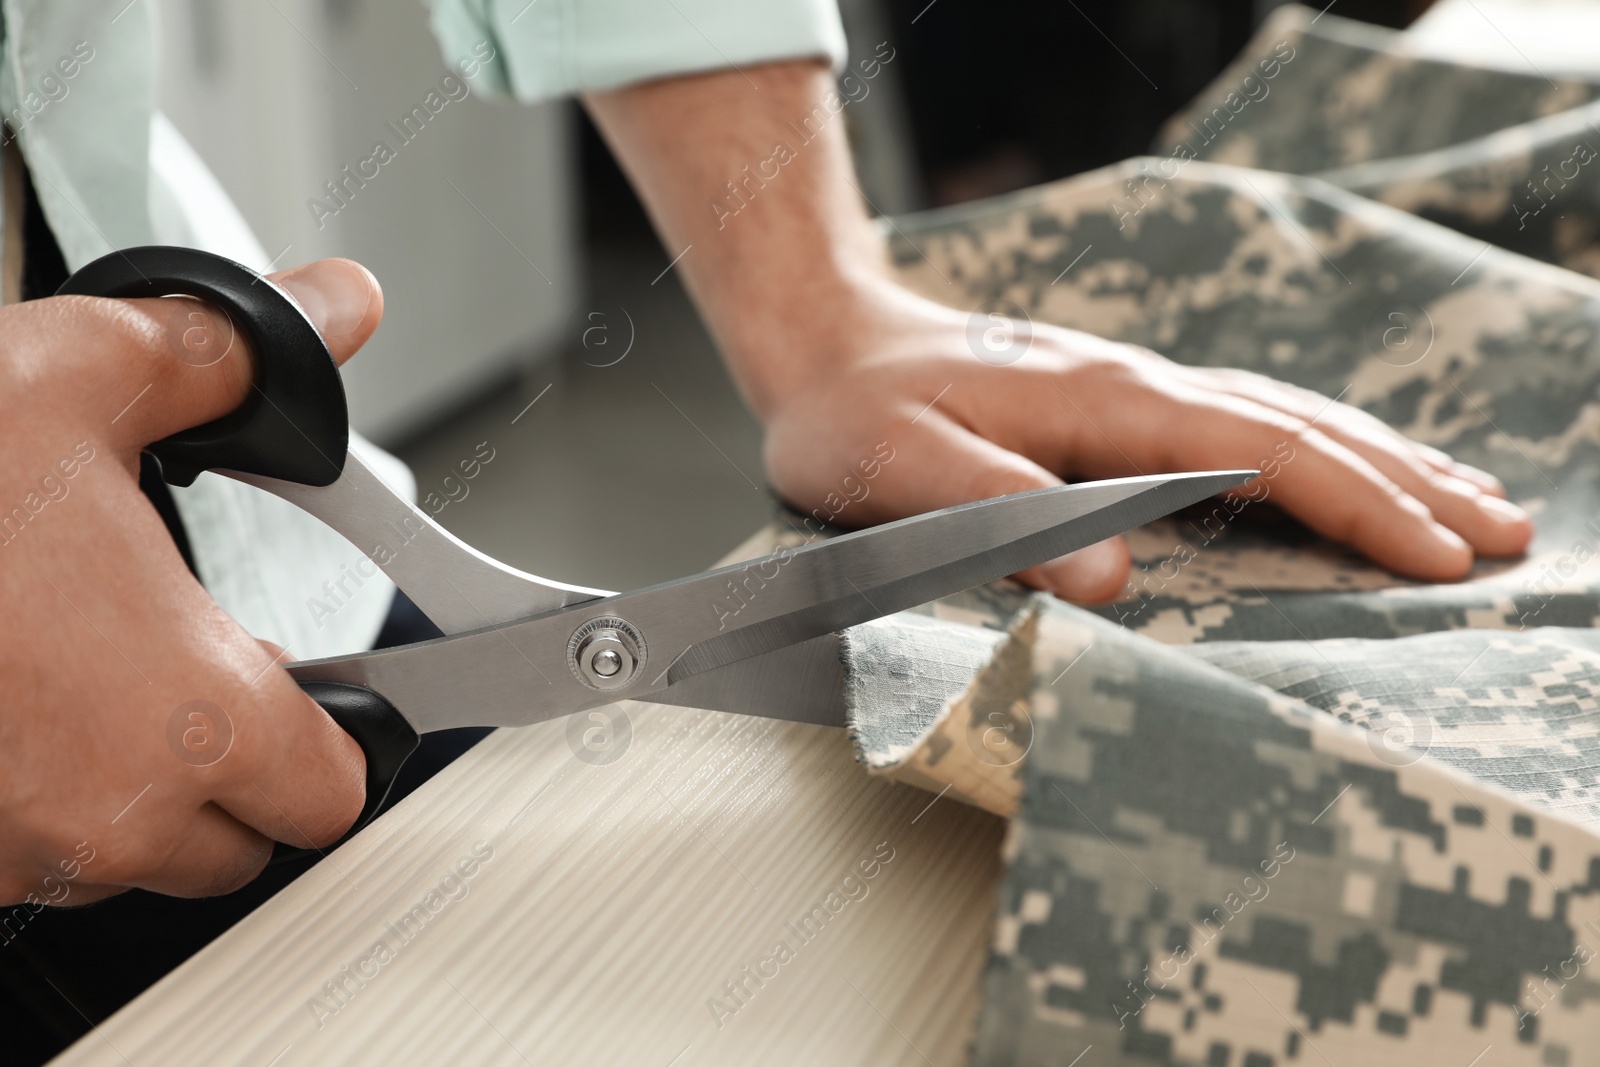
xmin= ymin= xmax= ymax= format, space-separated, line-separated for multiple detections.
xmin=841 ymin=601 xmax=1028 ymax=819
xmin=804 ymin=5 xmax=1600 ymax=1063
xmin=825 ymin=586 xmax=1600 ymax=1064
xmin=1158 ymin=5 xmax=1600 ymax=279
xmin=1189 ymin=626 xmax=1600 ymax=829
xmin=1153 ymin=6 xmax=1596 ymax=177
xmin=972 ymin=600 xmax=1600 ymax=1067
xmin=887 ymin=135 xmax=1600 ymax=651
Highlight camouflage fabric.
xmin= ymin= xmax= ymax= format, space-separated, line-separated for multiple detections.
xmin=1190 ymin=627 xmax=1600 ymax=828
xmin=841 ymin=601 xmax=1030 ymax=819
xmin=1156 ymin=5 xmax=1600 ymax=278
xmin=971 ymin=598 xmax=1600 ymax=1067
xmin=886 ymin=158 xmax=1600 ymax=648
xmin=806 ymin=8 xmax=1600 ymax=1062
xmin=827 ymin=587 xmax=1600 ymax=1064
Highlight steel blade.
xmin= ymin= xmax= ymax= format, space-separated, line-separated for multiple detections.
xmin=644 ymin=635 xmax=847 ymax=727
xmin=290 ymin=470 xmax=1252 ymax=732
xmin=646 ymin=470 xmax=1252 ymax=681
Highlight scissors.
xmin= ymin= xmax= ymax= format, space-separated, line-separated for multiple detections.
xmin=63 ymin=247 xmax=1252 ymax=859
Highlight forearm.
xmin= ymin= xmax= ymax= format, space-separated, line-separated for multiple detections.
xmin=583 ymin=60 xmax=891 ymax=419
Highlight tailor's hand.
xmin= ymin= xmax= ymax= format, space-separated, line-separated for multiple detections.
xmin=760 ymin=278 xmax=1533 ymax=602
xmin=0 ymin=258 xmax=383 ymax=905
xmin=580 ymin=60 xmax=1530 ymax=603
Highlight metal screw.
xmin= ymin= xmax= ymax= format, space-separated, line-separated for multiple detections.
xmin=567 ymin=617 xmax=647 ymax=691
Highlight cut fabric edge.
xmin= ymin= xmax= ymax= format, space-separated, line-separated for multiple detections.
xmin=841 ymin=601 xmax=1038 ymax=819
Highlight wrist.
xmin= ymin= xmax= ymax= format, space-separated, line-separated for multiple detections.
xmin=714 ymin=256 xmax=908 ymax=423
xmin=583 ymin=60 xmax=911 ymax=421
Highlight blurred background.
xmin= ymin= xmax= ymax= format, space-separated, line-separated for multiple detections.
xmin=158 ymin=0 xmax=1492 ymax=592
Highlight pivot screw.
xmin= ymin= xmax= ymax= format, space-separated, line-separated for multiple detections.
xmin=591 ymin=648 xmax=623 ymax=677
xmin=567 ymin=617 xmax=647 ymax=692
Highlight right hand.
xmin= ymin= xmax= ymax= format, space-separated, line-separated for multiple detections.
xmin=0 ymin=257 xmax=383 ymax=905
xmin=758 ymin=281 xmax=1533 ymax=601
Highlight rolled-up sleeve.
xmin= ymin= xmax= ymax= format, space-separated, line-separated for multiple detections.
xmin=428 ymin=0 xmax=847 ymax=102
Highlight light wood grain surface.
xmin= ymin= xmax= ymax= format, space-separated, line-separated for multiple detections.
xmin=52 ymin=556 xmax=1007 ymax=1065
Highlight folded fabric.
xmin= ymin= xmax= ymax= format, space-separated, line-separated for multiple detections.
xmin=972 ymin=596 xmax=1600 ymax=1066
xmin=1158 ymin=4 xmax=1600 ymax=279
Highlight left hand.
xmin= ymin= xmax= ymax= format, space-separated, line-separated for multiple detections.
xmin=758 ymin=278 xmax=1531 ymax=602
xmin=581 ymin=61 xmax=1531 ymax=603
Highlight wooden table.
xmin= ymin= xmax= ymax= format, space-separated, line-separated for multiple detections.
xmin=52 ymin=616 xmax=1004 ymax=1065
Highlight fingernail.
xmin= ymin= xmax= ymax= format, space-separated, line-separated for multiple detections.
xmin=278 ymin=261 xmax=374 ymax=339
xmin=1042 ymin=538 xmax=1128 ymax=603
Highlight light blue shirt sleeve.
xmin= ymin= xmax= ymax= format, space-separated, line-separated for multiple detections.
xmin=427 ymin=0 xmax=847 ymax=102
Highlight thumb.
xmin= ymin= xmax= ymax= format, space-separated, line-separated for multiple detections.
xmin=853 ymin=411 xmax=1132 ymax=604
xmin=271 ymin=258 xmax=384 ymax=366
xmin=104 ymin=258 xmax=383 ymax=449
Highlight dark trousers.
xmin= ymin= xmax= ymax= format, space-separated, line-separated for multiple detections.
xmin=0 ymin=592 xmax=490 ymax=1065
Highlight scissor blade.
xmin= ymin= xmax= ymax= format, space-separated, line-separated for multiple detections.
xmin=646 ymin=635 xmax=847 ymax=727
xmin=646 ymin=469 xmax=1252 ymax=684
xmin=289 ymin=470 xmax=1251 ymax=733
xmin=646 ymin=470 xmax=1264 ymax=727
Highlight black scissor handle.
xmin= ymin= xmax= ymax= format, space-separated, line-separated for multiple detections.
xmin=280 ymin=683 xmax=420 ymax=864
xmin=60 ymin=247 xmax=413 ymax=864
xmin=57 ymin=245 xmax=349 ymax=487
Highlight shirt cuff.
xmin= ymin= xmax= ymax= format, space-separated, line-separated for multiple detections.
xmin=428 ymin=0 xmax=848 ymax=102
